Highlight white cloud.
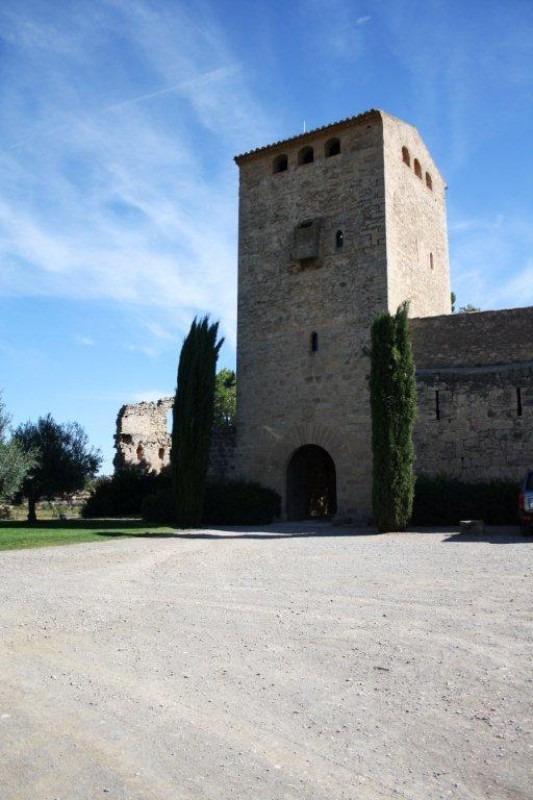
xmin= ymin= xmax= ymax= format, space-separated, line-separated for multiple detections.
xmin=77 ymin=336 xmax=95 ymax=346
xmin=449 ymin=210 xmax=533 ymax=311
xmin=0 ymin=1 xmax=270 ymax=354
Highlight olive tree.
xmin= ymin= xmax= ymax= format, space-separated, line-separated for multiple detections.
xmin=14 ymin=414 xmax=101 ymax=522
xmin=0 ymin=395 xmax=37 ymax=503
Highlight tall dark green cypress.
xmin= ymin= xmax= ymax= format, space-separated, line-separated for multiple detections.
xmin=370 ymin=302 xmax=417 ymax=532
xmin=171 ymin=316 xmax=223 ymax=528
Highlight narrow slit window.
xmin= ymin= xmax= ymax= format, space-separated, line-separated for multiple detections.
xmin=310 ymin=332 xmax=318 ymax=353
xmin=426 ymin=172 xmax=433 ymax=190
xmin=517 ymin=387 xmax=523 ymax=417
xmin=435 ymin=390 xmax=440 ymax=420
xmin=430 ymin=252 xmax=434 ymax=270
xmin=335 ymin=230 xmax=344 ymax=249
xmin=414 ymin=159 xmax=422 ymax=179
xmin=402 ymin=146 xmax=410 ymax=166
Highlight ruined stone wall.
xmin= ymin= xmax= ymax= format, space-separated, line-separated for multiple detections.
xmin=411 ymin=308 xmax=533 ymax=482
xmin=114 ymin=399 xmax=237 ymax=480
xmin=114 ymin=398 xmax=173 ymax=474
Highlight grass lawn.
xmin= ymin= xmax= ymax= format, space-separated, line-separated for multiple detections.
xmin=0 ymin=519 xmax=179 ymax=551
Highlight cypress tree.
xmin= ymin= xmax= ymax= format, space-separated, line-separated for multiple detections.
xmin=370 ymin=302 xmax=417 ymax=532
xmin=171 ymin=316 xmax=223 ymax=528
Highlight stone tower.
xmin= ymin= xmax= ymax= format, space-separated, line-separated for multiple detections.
xmin=234 ymin=109 xmax=451 ymax=521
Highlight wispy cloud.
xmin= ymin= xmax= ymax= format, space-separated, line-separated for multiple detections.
xmin=0 ymin=1 xmax=270 ymax=355
xmin=300 ymin=0 xmax=370 ymax=63
xmin=450 ymin=210 xmax=533 ymax=310
xmin=76 ymin=335 xmax=95 ymax=347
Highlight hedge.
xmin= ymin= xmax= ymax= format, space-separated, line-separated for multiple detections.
xmin=142 ymin=480 xmax=281 ymax=526
xmin=412 ymin=474 xmax=518 ymax=526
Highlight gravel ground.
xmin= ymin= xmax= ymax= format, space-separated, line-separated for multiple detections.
xmin=0 ymin=524 xmax=531 ymax=800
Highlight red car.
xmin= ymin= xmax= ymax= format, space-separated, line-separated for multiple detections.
xmin=518 ymin=469 xmax=533 ymax=535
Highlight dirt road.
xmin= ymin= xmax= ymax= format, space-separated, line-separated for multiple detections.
xmin=1 ymin=524 xmax=531 ymax=800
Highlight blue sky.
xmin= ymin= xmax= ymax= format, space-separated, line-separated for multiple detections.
xmin=1 ymin=0 xmax=532 ymax=473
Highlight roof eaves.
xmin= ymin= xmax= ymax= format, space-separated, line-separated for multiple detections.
xmin=234 ymin=109 xmax=382 ymax=165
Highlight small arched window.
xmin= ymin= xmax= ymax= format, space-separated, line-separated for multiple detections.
xmin=402 ymin=146 xmax=410 ymax=166
xmin=325 ymin=138 xmax=341 ymax=158
xmin=425 ymin=172 xmax=433 ymax=190
xmin=335 ymin=230 xmax=344 ymax=249
xmin=414 ymin=159 xmax=422 ymax=178
xmin=273 ymin=154 xmax=288 ymax=174
xmin=298 ymin=146 xmax=314 ymax=166
xmin=310 ymin=332 xmax=318 ymax=353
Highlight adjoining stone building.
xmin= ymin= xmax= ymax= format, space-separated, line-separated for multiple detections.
xmin=234 ymin=109 xmax=532 ymax=521
xmin=116 ymin=109 xmax=532 ymax=522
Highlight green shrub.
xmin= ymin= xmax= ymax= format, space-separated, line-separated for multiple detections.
xmin=82 ymin=467 xmax=170 ymax=518
xmin=412 ymin=475 xmax=518 ymax=525
xmin=141 ymin=489 xmax=176 ymax=524
xmin=141 ymin=480 xmax=281 ymax=526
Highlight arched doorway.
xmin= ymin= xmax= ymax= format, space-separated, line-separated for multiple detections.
xmin=286 ymin=445 xmax=337 ymax=521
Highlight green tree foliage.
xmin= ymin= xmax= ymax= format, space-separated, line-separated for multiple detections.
xmin=171 ymin=316 xmax=223 ymax=528
xmin=14 ymin=414 xmax=102 ymax=523
xmin=214 ymin=368 xmax=236 ymax=428
xmin=0 ymin=395 xmax=38 ymax=503
xmin=370 ymin=302 xmax=417 ymax=532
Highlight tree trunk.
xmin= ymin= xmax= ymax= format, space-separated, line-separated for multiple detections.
xmin=27 ymin=483 xmax=37 ymax=524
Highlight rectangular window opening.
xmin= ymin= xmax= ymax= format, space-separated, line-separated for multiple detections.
xmin=517 ymin=387 xmax=523 ymax=417
xmin=435 ymin=390 xmax=440 ymax=420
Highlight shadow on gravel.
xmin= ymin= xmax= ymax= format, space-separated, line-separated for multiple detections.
xmin=94 ymin=522 xmax=382 ymax=540
xmin=443 ymin=527 xmax=528 ymax=544
xmin=94 ymin=529 xmax=381 ymax=540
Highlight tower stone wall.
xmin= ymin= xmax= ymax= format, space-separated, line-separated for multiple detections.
xmin=382 ymin=115 xmax=451 ymax=317
xmin=234 ymin=110 xmax=451 ymax=521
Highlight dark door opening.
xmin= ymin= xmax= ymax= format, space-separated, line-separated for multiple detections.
xmin=286 ymin=445 xmax=337 ymax=521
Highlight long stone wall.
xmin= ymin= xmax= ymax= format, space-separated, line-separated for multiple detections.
xmin=411 ymin=307 xmax=533 ymax=368
xmin=411 ymin=307 xmax=533 ymax=482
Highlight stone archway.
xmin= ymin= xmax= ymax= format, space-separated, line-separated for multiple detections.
xmin=286 ymin=445 xmax=337 ymax=521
